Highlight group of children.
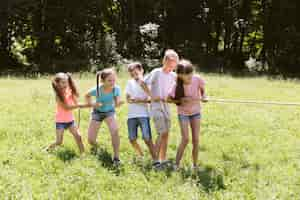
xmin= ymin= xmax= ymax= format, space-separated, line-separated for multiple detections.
xmin=47 ymin=49 xmax=207 ymax=170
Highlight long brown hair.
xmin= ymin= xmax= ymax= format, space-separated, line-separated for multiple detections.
xmin=96 ymin=68 xmax=116 ymax=96
xmin=174 ymin=60 xmax=194 ymax=105
xmin=52 ymin=72 xmax=79 ymax=103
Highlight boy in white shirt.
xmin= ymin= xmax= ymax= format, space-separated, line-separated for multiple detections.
xmin=141 ymin=49 xmax=179 ymax=166
xmin=125 ymin=62 xmax=158 ymax=166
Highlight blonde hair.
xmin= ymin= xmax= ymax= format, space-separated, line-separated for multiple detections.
xmin=163 ymin=49 xmax=179 ymax=64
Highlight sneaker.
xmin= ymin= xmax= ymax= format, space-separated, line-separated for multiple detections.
xmin=113 ymin=157 xmax=121 ymax=167
xmin=154 ymin=163 xmax=165 ymax=171
xmin=172 ymin=164 xmax=180 ymax=171
xmin=160 ymin=160 xmax=171 ymax=167
xmin=191 ymin=164 xmax=199 ymax=171
xmin=152 ymin=161 xmax=160 ymax=168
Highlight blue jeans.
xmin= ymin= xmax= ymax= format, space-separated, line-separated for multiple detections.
xmin=92 ymin=110 xmax=115 ymax=122
xmin=56 ymin=121 xmax=75 ymax=130
xmin=178 ymin=113 xmax=201 ymax=122
xmin=127 ymin=117 xmax=152 ymax=141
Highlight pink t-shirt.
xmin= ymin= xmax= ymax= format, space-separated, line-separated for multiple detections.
xmin=170 ymin=75 xmax=205 ymax=115
xmin=55 ymin=88 xmax=75 ymax=123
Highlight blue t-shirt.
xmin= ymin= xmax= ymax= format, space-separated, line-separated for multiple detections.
xmin=89 ymin=85 xmax=121 ymax=112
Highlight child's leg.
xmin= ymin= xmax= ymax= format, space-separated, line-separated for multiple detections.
xmin=87 ymin=120 xmax=101 ymax=146
xmin=153 ymin=113 xmax=170 ymax=161
xmin=48 ymin=129 xmax=64 ymax=150
xmin=128 ymin=118 xmax=143 ymax=157
xmin=190 ymin=118 xmax=200 ymax=167
xmin=154 ymin=136 xmax=161 ymax=161
xmin=144 ymin=139 xmax=157 ymax=160
xmin=130 ymin=140 xmax=143 ymax=157
xmin=175 ymin=119 xmax=190 ymax=166
xmin=105 ymin=115 xmax=120 ymax=159
xmin=69 ymin=125 xmax=85 ymax=154
xmin=159 ymin=132 xmax=169 ymax=161
xmin=138 ymin=117 xmax=157 ymax=160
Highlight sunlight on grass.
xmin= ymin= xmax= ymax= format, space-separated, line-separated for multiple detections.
xmin=0 ymin=73 xmax=300 ymax=199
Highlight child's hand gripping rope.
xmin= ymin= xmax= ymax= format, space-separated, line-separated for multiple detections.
xmin=78 ymin=102 xmax=102 ymax=109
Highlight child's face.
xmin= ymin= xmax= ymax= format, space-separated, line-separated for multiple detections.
xmin=129 ymin=68 xmax=143 ymax=80
xmin=164 ymin=59 xmax=178 ymax=72
xmin=103 ymin=74 xmax=116 ymax=87
xmin=58 ymin=79 xmax=68 ymax=90
xmin=179 ymin=73 xmax=193 ymax=84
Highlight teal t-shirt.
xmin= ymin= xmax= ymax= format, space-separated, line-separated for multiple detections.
xmin=89 ymin=85 xmax=121 ymax=112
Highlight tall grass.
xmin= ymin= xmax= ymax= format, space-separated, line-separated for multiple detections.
xmin=0 ymin=73 xmax=300 ymax=199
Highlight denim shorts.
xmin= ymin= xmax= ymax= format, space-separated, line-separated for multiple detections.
xmin=127 ymin=117 xmax=152 ymax=141
xmin=92 ymin=109 xmax=115 ymax=122
xmin=178 ymin=113 xmax=201 ymax=122
xmin=56 ymin=121 xmax=75 ymax=130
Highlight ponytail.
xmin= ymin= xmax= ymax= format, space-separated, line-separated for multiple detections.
xmin=174 ymin=77 xmax=185 ymax=105
xmin=96 ymin=72 xmax=100 ymax=97
xmin=52 ymin=77 xmax=65 ymax=103
xmin=66 ymin=73 xmax=79 ymax=98
xmin=173 ymin=59 xmax=194 ymax=105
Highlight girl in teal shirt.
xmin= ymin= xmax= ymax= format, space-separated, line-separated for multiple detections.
xmin=85 ymin=68 xmax=123 ymax=166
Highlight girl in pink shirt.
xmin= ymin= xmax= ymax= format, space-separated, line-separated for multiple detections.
xmin=169 ymin=60 xmax=207 ymax=169
xmin=47 ymin=73 xmax=99 ymax=154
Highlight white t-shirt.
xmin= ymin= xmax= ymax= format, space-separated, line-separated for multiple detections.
xmin=144 ymin=68 xmax=176 ymax=117
xmin=125 ymin=79 xmax=150 ymax=119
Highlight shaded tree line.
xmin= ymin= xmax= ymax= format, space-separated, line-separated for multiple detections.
xmin=0 ymin=0 xmax=299 ymax=76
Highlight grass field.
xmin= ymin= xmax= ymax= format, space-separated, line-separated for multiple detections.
xmin=1 ymin=73 xmax=300 ymax=200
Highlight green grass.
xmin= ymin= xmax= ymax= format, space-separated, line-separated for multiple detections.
xmin=1 ymin=73 xmax=300 ymax=199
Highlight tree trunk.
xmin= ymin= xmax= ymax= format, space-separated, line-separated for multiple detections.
xmin=239 ymin=27 xmax=245 ymax=53
xmin=0 ymin=0 xmax=12 ymax=69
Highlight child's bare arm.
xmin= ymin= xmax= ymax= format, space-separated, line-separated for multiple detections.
xmin=82 ymin=92 xmax=102 ymax=108
xmin=78 ymin=102 xmax=101 ymax=108
xmin=127 ymin=93 xmax=151 ymax=104
xmin=85 ymin=92 xmax=93 ymax=105
xmin=126 ymin=94 xmax=135 ymax=103
xmin=200 ymin=86 xmax=208 ymax=102
xmin=138 ymin=80 xmax=153 ymax=98
xmin=166 ymin=96 xmax=178 ymax=104
xmin=57 ymin=96 xmax=100 ymax=110
xmin=115 ymin=96 xmax=124 ymax=107
xmin=73 ymin=95 xmax=79 ymax=105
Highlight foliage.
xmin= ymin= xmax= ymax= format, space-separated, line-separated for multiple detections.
xmin=0 ymin=0 xmax=299 ymax=76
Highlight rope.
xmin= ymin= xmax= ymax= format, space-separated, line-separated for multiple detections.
xmin=207 ymin=97 xmax=300 ymax=107
xmin=127 ymin=98 xmax=300 ymax=107
xmin=78 ymin=108 xmax=81 ymax=128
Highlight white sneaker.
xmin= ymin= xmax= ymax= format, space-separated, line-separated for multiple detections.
xmin=160 ymin=160 xmax=171 ymax=166
xmin=191 ymin=164 xmax=199 ymax=171
xmin=172 ymin=164 xmax=179 ymax=171
xmin=113 ymin=158 xmax=121 ymax=167
xmin=152 ymin=161 xmax=161 ymax=169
